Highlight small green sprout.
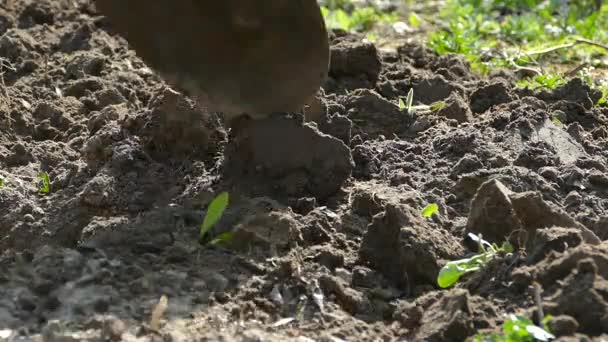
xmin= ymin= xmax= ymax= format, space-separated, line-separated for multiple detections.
xmin=208 ymin=232 xmax=234 ymax=246
xmin=408 ymin=12 xmax=421 ymax=28
xmin=475 ymin=314 xmax=554 ymax=342
xmin=0 ymin=176 xmax=5 ymax=189
xmin=405 ymin=88 xmax=414 ymax=113
xmin=199 ymin=192 xmax=229 ymax=243
xmin=429 ymin=101 xmax=447 ymax=112
xmin=551 ymin=116 xmax=563 ymax=126
xmin=37 ymin=172 xmax=51 ymax=194
xmin=422 ymin=203 xmax=439 ymax=218
xmin=437 ymin=233 xmax=513 ymax=288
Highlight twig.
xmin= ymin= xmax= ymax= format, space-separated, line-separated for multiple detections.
xmin=564 ymin=63 xmax=589 ymax=77
xmin=533 ymin=282 xmax=544 ymax=325
xmin=525 ymin=38 xmax=608 ymax=57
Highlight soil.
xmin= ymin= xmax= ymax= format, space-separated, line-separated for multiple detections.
xmin=1 ymin=1 xmax=608 ymax=341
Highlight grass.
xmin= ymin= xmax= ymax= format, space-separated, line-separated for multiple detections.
xmin=320 ymin=0 xmax=399 ymax=38
xmin=321 ymin=0 xmax=608 ymax=105
xmin=427 ymin=0 xmax=608 ymax=72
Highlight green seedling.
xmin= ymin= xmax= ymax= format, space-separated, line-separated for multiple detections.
xmin=475 ymin=314 xmax=554 ymax=342
xmin=437 ymin=233 xmax=513 ymax=288
xmin=399 ymin=90 xmax=445 ymax=115
xmin=199 ymin=192 xmax=229 ymax=243
xmin=408 ymin=12 xmax=422 ymax=28
xmin=398 ymin=88 xmax=415 ymax=114
xmin=0 ymin=176 xmax=5 ymax=189
xmin=37 ymin=172 xmax=51 ymax=194
xmin=551 ymin=116 xmax=563 ymax=126
xmin=429 ymin=101 xmax=447 ymax=112
xmin=208 ymin=232 xmax=234 ymax=246
xmin=422 ymin=203 xmax=439 ymax=218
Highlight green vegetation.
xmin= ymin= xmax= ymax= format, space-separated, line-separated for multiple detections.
xmin=321 ymin=0 xmax=608 ymax=106
xmin=320 ymin=2 xmax=398 ymax=33
xmin=475 ymin=315 xmax=554 ymax=342
xmin=37 ymin=172 xmax=51 ymax=194
xmin=422 ymin=203 xmax=439 ymax=218
xmin=427 ymin=0 xmax=608 ymax=72
xmin=426 ymin=0 xmax=608 ymax=104
xmin=398 ymin=89 xmax=447 ymax=114
xmin=437 ymin=233 xmax=513 ymax=288
xmin=199 ymin=192 xmax=229 ymax=244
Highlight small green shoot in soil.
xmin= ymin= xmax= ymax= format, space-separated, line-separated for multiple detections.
xmin=399 ymin=89 xmax=446 ymax=115
xmin=551 ymin=116 xmax=563 ymax=126
xmin=199 ymin=192 xmax=229 ymax=243
xmin=37 ymin=172 xmax=51 ymax=194
xmin=475 ymin=314 xmax=554 ymax=342
xmin=422 ymin=203 xmax=439 ymax=218
xmin=437 ymin=233 xmax=513 ymax=288
xmin=0 ymin=175 xmax=5 ymax=189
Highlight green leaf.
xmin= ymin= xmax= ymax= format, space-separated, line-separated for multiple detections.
xmin=422 ymin=203 xmax=439 ymax=218
xmin=200 ymin=192 xmax=229 ymax=240
xmin=409 ymin=12 xmax=421 ymax=28
xmin=430 ymin=101 xmax=447 ymax=112
xmin=37 ymin=172 xmax=51 ymax=194
xmin=398 ymin=97 xmax=406 ymax=110
xmin=0 ymin=176 xmax=4 ymax=188
xmin=406 ymin=88 xmax=414 ymax=113
xmin=501 ymin=241 xmax=514 ymax=253
xmin=209 ymin=232 xmax=234 ymax=246
xmin=437 ymin=261 xmax=468 ymax=288
xmin=551 ymin=116 xmax=563 ymax=126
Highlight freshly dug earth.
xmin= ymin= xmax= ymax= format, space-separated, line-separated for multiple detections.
xmin=1 ymin=1 xmax=608 ymax=341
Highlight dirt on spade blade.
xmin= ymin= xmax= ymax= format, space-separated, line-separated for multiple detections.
xmin=1 ymin=1 xmax=608 ymax=341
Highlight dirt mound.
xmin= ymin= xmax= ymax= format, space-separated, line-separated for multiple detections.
xmin=1 ymin=1 xmax=607 ymax=340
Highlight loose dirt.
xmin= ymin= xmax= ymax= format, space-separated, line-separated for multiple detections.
xmin=1 ymin=1 xmax=607 ymax=341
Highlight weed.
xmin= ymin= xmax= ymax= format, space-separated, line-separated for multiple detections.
xmin=437 ymin=233 xmax=513 ymax=288
xmin=37 ymin=172 xmax=51 ymax=194
xmin=422 ymin=203 xmax=439 ymax=218
xmin=321 ymin=5 xmax=397 ymax=32
xmin=199 ymin=192 xmax=229 ymax=243
xmin=475 ymin=314 xmax=554 ymax=342
xmin=516 ymin=74 xmax=566 ymax=90
xmin=427 ymin=0 xmax=608 ymax=74
xmin=399 ymin=89 xmax=446 ymax=115
xmin=551 ymin=116 xmax=563 ymax=126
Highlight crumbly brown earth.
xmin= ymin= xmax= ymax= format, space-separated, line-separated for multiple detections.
xmin=1 ymin=1 xmax=607 ymax=341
